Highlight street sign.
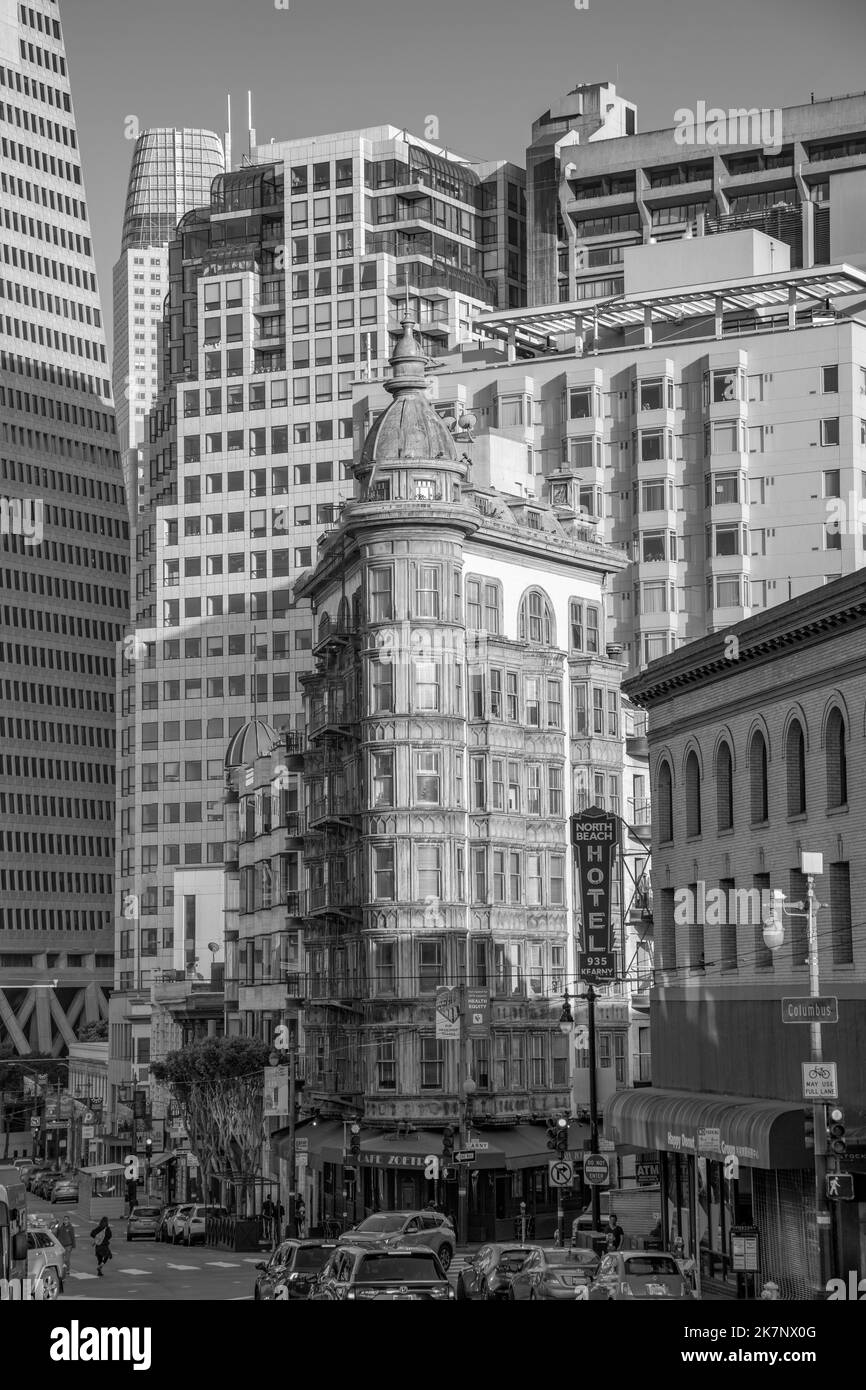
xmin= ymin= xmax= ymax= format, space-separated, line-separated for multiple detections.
xmin=454 ymin=1150 xmax=475 ymax=1164
xmin=826 ymin=1173 xmax=854 ymax=1201
xmin=583 ymin=1153 xmax=611 ymax=1186
xmin=82 ymin=1125 xmax=94 ymax=1140
xmin=598 ymin=1138 xmax=616 ymax=1153
xmin=578 ymin=951 xmax=616 ymax=984
xmin=30 ymin=1116 xmax=40 ymax=1130
xmin=296 ymin=1153 xmax=308 ymax=1171
xmin=295 ymin=1137 xmax=309 ymax=1153
xmin=549 ymin=1159 xmax=574 ymax=1188
xmin=782 ymin=997 xmax=838 ymax=1024
xmin=802 ymin=1062 xmax=838 ymax=1100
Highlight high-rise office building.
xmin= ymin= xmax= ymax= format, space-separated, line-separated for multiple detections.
xmin=113 ymin=128 xmax=224 ymax=521
xmin=0 ymin=0 xmax=129 ymax=1055
xmin=528 ymin=86 xmax=866 ymax=305
xmin=107 ymin=126 xmax=526 ymax=1124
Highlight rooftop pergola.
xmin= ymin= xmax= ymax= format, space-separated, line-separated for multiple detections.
xmin=475 ymin=264 xmax=866 ymax=354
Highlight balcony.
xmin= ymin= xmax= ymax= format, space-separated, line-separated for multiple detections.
xmin=284 ymin=890 xmax=307 ymax=921
xmin=308 ymin=696 xmax=358 ymax=738
xmin=307 ymin=881 xmax=359 ymax=915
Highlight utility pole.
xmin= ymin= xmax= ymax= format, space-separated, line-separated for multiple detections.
xmin=457 ymin=978 xmax=469 ymax=1248
xmin=805 ymin=869 xmax=832 ymax=1290
xmin=585 ymin=985 xmax=602 ymax=1232
xmin=287 ymin=1054 xmax=296 ymax=1242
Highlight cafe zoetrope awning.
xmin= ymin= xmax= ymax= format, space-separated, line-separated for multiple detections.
xmin=604 ymin=1088 xmax=812 ymax=1170
xmin=271 ymin=1122 xmax=589 ymax=1173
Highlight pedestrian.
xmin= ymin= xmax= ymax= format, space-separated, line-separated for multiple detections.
xmin=56 ymin=1215 xmax=76 ymax=1279
xmin=604 ymin=1212 xmax=625 ymax=1252
xmin=262 ymin=1196 xmax=274 ymax=1241
xmin=90 ymin=1216 xmax=112 ymax=1277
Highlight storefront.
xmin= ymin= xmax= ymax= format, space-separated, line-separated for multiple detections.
xmin=605 ymin=1088 xmax=817 ymax=1297
xmin=272 ymin=1121 xmax=591 ymax=1242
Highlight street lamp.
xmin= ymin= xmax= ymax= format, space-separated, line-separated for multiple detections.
xmin=457 ymin=1077 xmax=477 ymax=1247
xmin=269 ymin=1044 xmax=298 ymax=1243
xmin=761 ymin=851 xmax=832 ymax=1292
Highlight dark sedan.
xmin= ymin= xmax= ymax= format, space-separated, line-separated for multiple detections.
xmin=456 ymin=1244 xmax=541 ymax=1300
xmin=509 ymin=1247 xmax=607 ymax=1301
xmin=254 ymin=1239 xmax=336 ymax=1300
xmin=312 ymin=1245 xmax=455 ymax=1301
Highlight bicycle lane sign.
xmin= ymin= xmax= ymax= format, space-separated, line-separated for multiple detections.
xmin=802 ymin=1062 xmax=838 ymax=1100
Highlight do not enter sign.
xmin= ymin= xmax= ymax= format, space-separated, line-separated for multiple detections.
xmin=583 ymin=1153 xmax=611 ymax=1186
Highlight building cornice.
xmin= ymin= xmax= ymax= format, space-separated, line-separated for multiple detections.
xmin=624 ymin=571 xmax=866 ymax=708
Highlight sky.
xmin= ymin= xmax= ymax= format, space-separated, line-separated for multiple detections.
xmin=61 ymin=0 xmax=866 ymax=354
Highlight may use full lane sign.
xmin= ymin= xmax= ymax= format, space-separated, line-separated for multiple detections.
xmin=571 ymin=807 xmax=619 ymax=983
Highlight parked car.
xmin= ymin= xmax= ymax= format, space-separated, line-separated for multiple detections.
xmin=456 ymin=1244 xmax=542 ymax=1301
xmin=33 ymin=1172 xmax=62 ymax=1200
xmin=50 ymin=1177 xmax=79 ymax=1204
xmin=509 ymin=1247 xmax=607 ymax=1301
xmin=253 ymin=1239 xmax=336 ymax=1300
xmin=126 ymin=1205 xmax=163 ymax=1240
xmin=176 ymin=1204 xmax=228 ymax=1246
xmin=312 ymin=1245 xmax=455 ymax=1300
xmin=592 ymin=1250 xmax=698 ymax=1300
xmin=338 ymin=1212 xmax=456 ymax=1270
xmin=156 ymin=1205 xmax=181 ymax=1242
xmin=26 ymin=1224 xmax=66 ymax=1299
xmin=167 ymin=1204 xmax=195 ymax=1243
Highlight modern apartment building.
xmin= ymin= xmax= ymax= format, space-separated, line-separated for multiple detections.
xmin=373 ymin=231 xmax=866 ymax=676
xmin=112 ymin=127 xmax=224 ymax=521
xmin=108 ymin=126 xmax=526 ymax=1128
xmin=529 ymin=85 xmax=866 ymax=305
xmin=621 ymin=569 xmax=866 ymax=1298
xmin=0 ymin=0 xmax=128 ymax=1055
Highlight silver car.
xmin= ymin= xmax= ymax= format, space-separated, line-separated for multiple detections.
xmin=339 ymin=1212 xmax=456 ymax=1271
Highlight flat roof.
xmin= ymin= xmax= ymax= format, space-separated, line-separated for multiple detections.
xmin=476 ymin=264 xmax=866 ymax=349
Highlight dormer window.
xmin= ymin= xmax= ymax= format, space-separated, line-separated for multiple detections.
xmin=526 ymin=511 xmax=541 ymax=530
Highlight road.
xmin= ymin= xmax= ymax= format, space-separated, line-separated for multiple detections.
xmin=29 ymin=1195 xmax=261 ymax=1302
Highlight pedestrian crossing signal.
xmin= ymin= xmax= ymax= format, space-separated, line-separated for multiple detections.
xmin=826 ymin=1172 xmax=854 ymax=1201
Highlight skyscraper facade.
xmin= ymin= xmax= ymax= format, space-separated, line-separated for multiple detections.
xmin=0 ymin=0 xmax=128 ymax=1055
xmin=113 ymin=128 xmax=224 ymax=520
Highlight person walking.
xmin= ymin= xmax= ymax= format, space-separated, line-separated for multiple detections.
xmin=90 ymin=1217 xmax=112 ymax=1277
xmin=605 ymin=1212 xmax=625 ymax=1252
xmin=262 ymin=1196 xmax=275 ymax=1243
xmin=56 ymin=1215 xmax=76 ymax=1279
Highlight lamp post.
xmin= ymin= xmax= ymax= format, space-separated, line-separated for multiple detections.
xmin=568 ymin=986 xmax=602 ymax=1233
xmin=761 ymin=851 xmax=832 ymax=1294
xmin=558 ymin=994 xmax=576 ymax=1246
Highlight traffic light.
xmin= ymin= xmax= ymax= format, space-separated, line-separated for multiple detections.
xmin=442 ymin=1125 xmax=455 ymax=1159
xmin=826 ymin=1105 xmax=847 ymax=1157
xmin=546 ymin=1118 xmax=559 ymax=1150
xmin=350 ymin=1123 xmax=361 ymax=1158
xmin=803 ymin=1114 xmax=815 ymax=1151
xmin=556 ymin=1116 xmax=569 ymax=1155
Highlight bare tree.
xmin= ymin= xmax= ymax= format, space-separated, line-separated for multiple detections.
xmin=151 ymin=1036 xmax=269 ymax=1216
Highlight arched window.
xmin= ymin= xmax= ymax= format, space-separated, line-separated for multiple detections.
xmin=749 ymin=731 xmax=769 ymax=824
xmin=518 ymin=588 xmax=555 ymax=645
xmin=317 ymin=611 xmax=331 ymax=643
xmin=685 ymin=751 xmax=701 ymax=837
xmin=337 ymin=596 xmax=351 ymax=631
xmin=785 ymin=719 xmax=806 ymax=816
xmin=658 ymin=760 xmax=673 ymax=843
xmin=826 ymin=707 xmax=848 ymax=807
xmin=716 ymin=741 xmax=734 ymax=831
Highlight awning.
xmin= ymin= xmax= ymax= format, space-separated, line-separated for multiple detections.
xmin=148 ymin=1152 xmax=179 ymax=1169
xmin=81 ymin=1163 xmax=127 ymax=1176
xmin=604 ymin=1088 xmax=811 ymax=1169
xmin=271 ymin=1121 xmax=587 ymax=1173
